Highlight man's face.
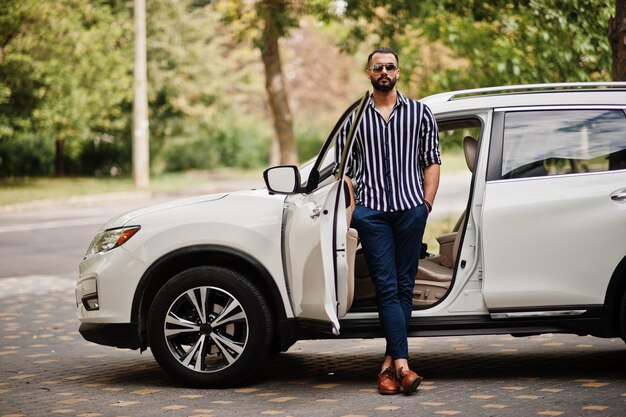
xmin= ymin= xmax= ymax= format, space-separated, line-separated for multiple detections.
xmin=367 ymin=53 xmax=399 ymax=92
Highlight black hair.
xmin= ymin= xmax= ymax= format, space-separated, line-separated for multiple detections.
xmin=367 ymin=47 xmax=399 ymax=67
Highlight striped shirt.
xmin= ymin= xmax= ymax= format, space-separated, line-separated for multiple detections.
xmin=335 ymin=91 xmax=441 ymax=212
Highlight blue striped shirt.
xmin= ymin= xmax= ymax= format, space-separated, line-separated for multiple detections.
xmin=336 ymin=91 xmax=441 ymax=212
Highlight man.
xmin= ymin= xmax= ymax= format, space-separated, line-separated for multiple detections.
xmin=336 ymin=47 xmax=441 ymax=395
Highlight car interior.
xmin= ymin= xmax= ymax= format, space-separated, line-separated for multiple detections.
xmin=347 ymin=134 xmax=479 ymax=312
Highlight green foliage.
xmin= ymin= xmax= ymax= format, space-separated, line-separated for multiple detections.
xmin=214 ymin=0 xmax=337 ymax=47
xmin=147 ymin=0 xmax=272 ymax=172
xmin=76 ymin=133 xmax=131 ymax=176
xmin=340 ymin=0 xmax=613 ymax=98
xmin=296 ymin=126 xmax=326 ymax=162
xmin=162 ymin=123 xmax=270 ymax=172
xmin=0 ymin=0 xmax=619 ymax=178
xmin=339 ymin=0 xmax=431 ymax=52
xmin=0 ymin=133 xmax=55 ymax=177
xmin=0 ymin=0 xmax=134 ymax=176
xmin=428 ymin=0 xmax=613 ymax=88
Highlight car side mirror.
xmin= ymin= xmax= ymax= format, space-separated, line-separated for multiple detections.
xmin=263 ymin=165 xmax=301 ymax=195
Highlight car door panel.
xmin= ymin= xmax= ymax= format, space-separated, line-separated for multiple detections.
xmin=482 ymin=106 xmax=626 ymax=310
xmin=483 ymin=172 xmax=626 ymax=308
xmin=283 ymin=179 xmax=350 ymax=334
xmin=282 ymin=92 xmax=369 ymax=334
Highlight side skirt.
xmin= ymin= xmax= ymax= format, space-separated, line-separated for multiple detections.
xmin=293 ymin=306 xmax=618 ymax=341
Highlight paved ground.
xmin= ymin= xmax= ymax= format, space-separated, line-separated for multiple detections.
xmin=1 ymin=275 xmax=625 ymax=417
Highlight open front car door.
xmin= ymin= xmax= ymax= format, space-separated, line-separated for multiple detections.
xmin=277 ymin=92 xmax=369 ymax=335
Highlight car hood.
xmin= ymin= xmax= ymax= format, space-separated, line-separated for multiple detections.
xmin=100 ymin=189 xmax=269 ymax=230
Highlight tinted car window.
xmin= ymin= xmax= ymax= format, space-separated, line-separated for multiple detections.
xmin=502 ymin=109 xmax=626 ymax=179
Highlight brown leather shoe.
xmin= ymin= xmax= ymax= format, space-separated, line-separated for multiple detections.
xmin=397 ymin=367 xmax=423 ymax=395
xmin=377 ymin=367 xmax=399 ymax=395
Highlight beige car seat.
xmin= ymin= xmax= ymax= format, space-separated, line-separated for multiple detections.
xmin=413 ymin=135 xmax=477 ymax=305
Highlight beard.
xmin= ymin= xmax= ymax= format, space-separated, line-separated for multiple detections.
xmin=371 ymin=75 xmax=397 ymax=92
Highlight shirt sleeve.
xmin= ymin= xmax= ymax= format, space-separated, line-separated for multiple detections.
xmin=419 ymin=104 xmax=442 ymax=167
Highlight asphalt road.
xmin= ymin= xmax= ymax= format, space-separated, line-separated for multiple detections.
xmin=0 ymin=193 xmax=168 ymax=278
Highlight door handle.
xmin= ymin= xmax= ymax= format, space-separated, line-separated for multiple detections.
xmin=310 ymin=207 xmax=321 ymax=219
xmin=610 ymin=188 xmax=626 ymax=202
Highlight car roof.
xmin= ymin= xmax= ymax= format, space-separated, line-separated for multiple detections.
xmin=421 ymin=82 xmax=626 ymax=115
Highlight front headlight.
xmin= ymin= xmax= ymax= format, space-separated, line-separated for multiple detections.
xmin=84 ymin=226 xmax=141 ymax=258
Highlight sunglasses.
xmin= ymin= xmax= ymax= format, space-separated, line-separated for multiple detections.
xmin=367 ymin=63 xmax=398 ymax=73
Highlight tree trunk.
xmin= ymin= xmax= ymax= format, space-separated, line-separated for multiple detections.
xmin=260 ymin=0 xmax=298 ymax=165
xmin=609 ymin=0 xmax=626 ymax=80
xmin=55 ymin=138 xmax=65 ymax=177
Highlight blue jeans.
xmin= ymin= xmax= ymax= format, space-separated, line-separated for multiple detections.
xmin=351 ymin=204 xmax=428 ymax=360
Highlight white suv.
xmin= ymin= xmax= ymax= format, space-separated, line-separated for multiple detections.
xmin=76 ymin=83 xmax=626 ymax=387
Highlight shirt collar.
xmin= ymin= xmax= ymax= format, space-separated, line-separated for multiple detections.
xmin=367 ymin=90 xmax=409 ymax=108
xmin=396 ymin=91 xmax=409 ymax=106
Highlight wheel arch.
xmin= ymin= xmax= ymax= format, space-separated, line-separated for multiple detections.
xmin=132 ymin=245 xmax=288 ymax=349
xmin=603 ymin=254 xmax=626 ymax=335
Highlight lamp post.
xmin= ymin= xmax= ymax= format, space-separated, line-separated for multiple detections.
xmin=133 ymin=0 xmax=149 ymax=188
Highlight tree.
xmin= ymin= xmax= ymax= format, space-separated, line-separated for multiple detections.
xmin=0 ymin=0 xmax=39 ymax=142
xmin=0 ymin=0 xmax=133 ymax=176
xmin=609 ymin=0 xmax=626 ymax=80
xmin=340 ymin=0 xmax=615 ymax=98
xmin=212 ymin=0 xmax=295 ymax=165
xmin=146 ymin=0 xmax=273 ymax=171
xmin=210 ymin=0 xmax=337 ymax=165
xmin=258 ymin=0 xmax=297 ymax=165
xmin=2 ymin=0 xmax=621 ymax=177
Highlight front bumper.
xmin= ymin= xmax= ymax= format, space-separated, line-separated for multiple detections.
xmin=79 ymin=322 xmax=141 ymax=350
xmin=76 ymin=247 xmax=146 ymax=323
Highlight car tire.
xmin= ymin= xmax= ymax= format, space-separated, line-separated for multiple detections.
xmin=147 ymin=266 xmax=273 ymax=387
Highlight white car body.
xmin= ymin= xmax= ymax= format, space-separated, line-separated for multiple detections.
xmin=77 ymin=83 xmax=626 ymax=387
xmin=78 ymin=191 xmax=291 ymax=323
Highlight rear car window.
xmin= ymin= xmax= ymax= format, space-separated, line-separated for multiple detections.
xmin=501 ymin=109 xmax=626 ymax=179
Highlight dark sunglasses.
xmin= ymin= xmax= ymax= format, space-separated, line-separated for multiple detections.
xmin=367 ymin=63 xmax=398 ymax=73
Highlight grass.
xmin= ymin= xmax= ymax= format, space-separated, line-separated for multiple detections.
xmin=0 ymin=172 xmax=214 ymax=207
xmin=1 ymin=177 xmax=135 ymax=205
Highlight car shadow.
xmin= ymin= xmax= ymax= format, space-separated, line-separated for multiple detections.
xmin=72 ymin=341 xmax=626 ymax=389
xmin=253 ymin=345 xmax=626 ymax=385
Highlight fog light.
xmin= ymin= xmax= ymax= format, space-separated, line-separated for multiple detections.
xmin=77 ymin=278 xmax=98 ymax=310
xmin=82 ymin=295 xmax=100 ymax=311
